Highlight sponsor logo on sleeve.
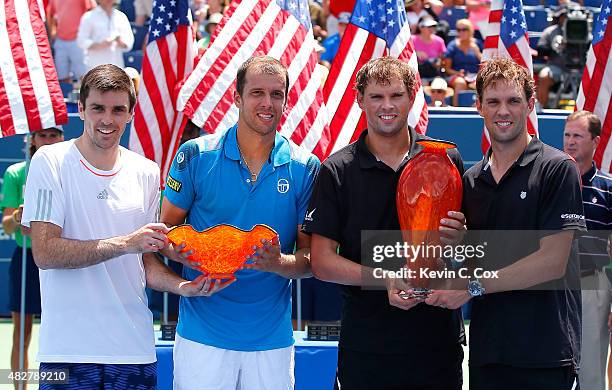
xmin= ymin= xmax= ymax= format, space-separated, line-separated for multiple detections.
xmin=560 ymin=213 xmax=585 ymax=224
xmin=166 ymin=175 xmax=182 ymax=193
xmin=304 ymin=208 xmax=315 ymax=222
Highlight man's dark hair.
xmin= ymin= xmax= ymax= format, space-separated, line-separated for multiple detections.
xmin=476 ymin=58 xmax=535 ymax=103
xmin=235 ymin=56 xmax=289 ymax=98
xmin=79 ymin=64 xmax=137 ymax=111
xmin=566 ymin=110 xmax=602 ymax=138
xmin=354 ymin=57 xmax=417 ymax=98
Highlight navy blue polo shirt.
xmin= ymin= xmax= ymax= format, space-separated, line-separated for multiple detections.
xmin=462 ymin=137 xmax=585 ymax=369
xmin=164 ymin=124 xmax=320 ymax=351
xmin=577 ymin=162 xmax=612 ymax=273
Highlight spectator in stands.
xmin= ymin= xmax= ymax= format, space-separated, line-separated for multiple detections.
xmin=466 ymin=0 xmax=490 ymax=40
xmin=310 ymin=0 xmax=328 ymax=41
xmin=536 ymin=5 xmax=569 ymax=109
xmin=425 ymin=77 xmax=454 ymax=106
xmin=124 ymin=66 xmax=141 ymax=96
xmin=134 ymin=0 xmax=152 ymax=26
xmin=406 ymin=0 xmax=444 ymax=34
xmin=2 ymin=127 xmax=64 ymax=390
xmin=22 ymin=64 xmax=210 ymax=389
xmin=563 ymin=110 xmax=612 ymax=390
xmin=77 ymin=0 xmax=134 ymax=70
xmin=304 ymin=57 xmax=466 ymax=389
xmin=442 ymin=18 xmax=482 ymax=105
xmin=320 ymin=11 xmax=350 ymax=66
xmin=197 ymin=12 xmax=222 ymax=51
xmin=47 ymin=0 xmax=96 ymax=83
xmin=412 ymin=17 xmax=446 ymax=78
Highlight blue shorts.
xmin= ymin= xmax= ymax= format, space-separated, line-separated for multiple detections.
xmin=52 ymin=38 xmax=87 ymax=80
xmin=38 ymin=362 xmax=157 ymax=390
xmin=9 ymin=247 xmax=41 ymax=314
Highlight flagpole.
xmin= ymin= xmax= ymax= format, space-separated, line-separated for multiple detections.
xmin=18 ymin=134 xmax=31 ymax=390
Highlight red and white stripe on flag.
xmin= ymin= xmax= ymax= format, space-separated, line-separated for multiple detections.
xmin=576 ymin=0 xmax=611 ymax=172
xmin=0 ymin=0 xmax=66 ymax=138
xmin=481 ymin=0 xmax=538 ymax=152
xmin=129 ymin=0 xmax=197 ymax=183
xmin=313 ymin=0 xmax=428 ymax=160
xmin=176 ymin=0 xmax=328 ymax=159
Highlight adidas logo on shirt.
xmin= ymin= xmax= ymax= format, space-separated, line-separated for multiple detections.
xmin=97 ymin=189 xmax=109 ymax=200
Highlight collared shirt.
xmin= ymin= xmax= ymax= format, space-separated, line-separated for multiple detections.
xmin=462 ymin=137 xmax=585 ymax=368
xmin=77 ymin=7 xmax=134 ymax=70
xmin=577 ymin=162 xmax=612 ymax=272
xmin=164 ymin=124 xmax=320 ymax=351
xmin=302 ymin=128 xmax=466 ymax=355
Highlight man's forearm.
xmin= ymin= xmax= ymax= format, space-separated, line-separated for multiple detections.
xmin=275 ymin=247 xmax=312 ymax=279
xmin=143 ymin=253 xmax=185 ymax=295
xmin=483 ymin=231 xmax=574 ymax=294
xmin=33 ymin=235 xmax=130 ymax=270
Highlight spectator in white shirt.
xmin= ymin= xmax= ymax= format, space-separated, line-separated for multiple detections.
xmin=77 ymin=0 xmax=134 ymax=70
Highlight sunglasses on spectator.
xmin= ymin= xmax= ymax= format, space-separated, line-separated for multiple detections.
xmin=431 ymin=89 xmax=446 ymax=94
xmin=456 ymin=27 xmax=470 ymax=32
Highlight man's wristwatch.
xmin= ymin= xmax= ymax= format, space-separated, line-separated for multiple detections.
xmin=467 ymin=279 xmax=485 ymax=297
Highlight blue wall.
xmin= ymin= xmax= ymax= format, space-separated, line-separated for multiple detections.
xmin=0 ymin=109 xmax=570 ymax=316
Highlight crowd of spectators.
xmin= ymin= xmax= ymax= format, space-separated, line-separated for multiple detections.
xmin=45 ymin=0 xmax=599 ymax=109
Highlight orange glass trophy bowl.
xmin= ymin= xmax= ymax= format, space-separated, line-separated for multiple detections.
xmin=396 ymin=140 xmax=462 ymax=298
xmin=166 ymin=224 xmax=278 ymax=278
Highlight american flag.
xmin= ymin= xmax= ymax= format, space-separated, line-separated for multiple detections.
xmin=481 ymin=0 xmax=538 ymax=152
xmin=0 ymin=0 xmax=67 ymax=138
xmin=576 ymin=0 xmax=612 ymax=172
xmin=129 ymin=0 xmax=196 ymax=182
xmin=314 ymin=0 xmax=428 ymax=159
xmin=177 ymin=0 xmax=327 ymax=155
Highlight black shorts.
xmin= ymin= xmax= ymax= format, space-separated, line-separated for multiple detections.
xmin=470 ymin=364 xmax=578 ymax=390
xmin=335 ymin=343 xmax=464 ymax=390
xmin=9 ymin=247 xmax=41 ymax=314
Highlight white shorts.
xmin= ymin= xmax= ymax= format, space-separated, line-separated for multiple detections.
xmin=173 ymin=334 xmax=295 ymax=390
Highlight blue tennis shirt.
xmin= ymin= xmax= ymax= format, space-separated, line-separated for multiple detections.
xmin=164 ymin=124 xmax=320 ymax=351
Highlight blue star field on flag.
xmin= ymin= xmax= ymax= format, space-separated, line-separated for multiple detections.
xmin=149 ymin=0 xmax=191 ymax=42
xmin=592 ymin=0 xmax=611 ymax=45
xmin=351 ymin=0 xmax=407 ymax=46
xmin=276 ymin=0 xmax=313 ymax=29
xmin=500 ymin=0 xmax=528 ymax=48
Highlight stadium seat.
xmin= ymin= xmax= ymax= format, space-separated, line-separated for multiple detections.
xmin=123 ymin=50 xmax=144 ymax=72
xmin=119 ymin=0 xmax=136 ymax=22
xmin=131 ymin=23 xmax=149 ymax=50
xmin=544 ymin=0 xmax=558 ymax=7
xmin=584 ymin=0 xmax=602 ymax=8
xmin=523 ymin=0 xmax=542 ymax=6
xmin=59 ymin=82 xmax=73 ymax=98
xmin=439 ymin=6 xmax=468 ymax=29
xmin=457 ymin=90 xmax=477 ymax=107
xmin=525 ymin=9 xmax=549 ymax=31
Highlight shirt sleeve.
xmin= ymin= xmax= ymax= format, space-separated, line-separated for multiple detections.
xmin=538 ymin=157 xmax=586 ymax=231
xmin=117 ymin=12 xmax=134 ymax=52
xmin=77 ymin=12 xmax=94 ymax=50
xmin=145 ymin=168 xmax=161 ymax=224
xmin=21 ymin=150 xmax=65 ymax=229
xmin=1 ymin=164 xmax=22 ymax=211
xmin=296 ymin=155 xmax=321 ymax=224
xmin=301 ymin=162 xmax=342 ymax=243
xmin=164 ymin=141 xmax=197 ymax=212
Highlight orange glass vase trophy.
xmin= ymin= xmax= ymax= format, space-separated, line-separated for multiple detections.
xmin=167 ymin=224 xmax=278 ymax=278
xmin=396 ymin=140 xmax=462 ymax=298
